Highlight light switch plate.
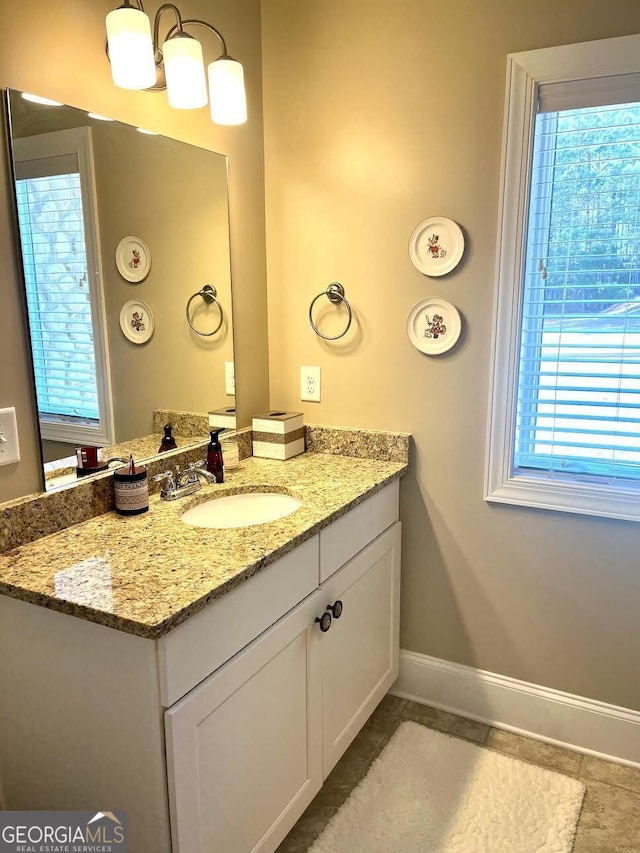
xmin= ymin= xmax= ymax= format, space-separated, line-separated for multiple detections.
xmin=224 ymin=361 xmax=235 ymax=396
xmin=0 ymin=407 xmax=20 ymax=466
xmin=300 ymin=366 xmax=321 ymax=402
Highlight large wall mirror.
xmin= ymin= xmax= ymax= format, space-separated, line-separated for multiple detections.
xmin=5 ymin=89 xmax=236 ymax=490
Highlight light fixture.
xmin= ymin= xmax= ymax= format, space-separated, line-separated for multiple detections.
xmin=208 ymin=57 xmax=247 ymax=125
xmin=88 ymin=113 xmax=115 ymax=121
xmin=105 ymin=1 xmax=247 ymax=125
xmin=163 ymin=32 xmax=207 ymax=109
xmin=105 ymin=3 xmax=156 ymax=89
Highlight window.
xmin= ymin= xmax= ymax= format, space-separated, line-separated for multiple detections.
xmin=486 ymin=33 xmax=640 ymax=521
xmin=13 ymin=127 xmax=114 ymax=447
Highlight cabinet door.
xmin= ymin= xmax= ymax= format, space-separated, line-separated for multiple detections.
xmin=165 ymin=593 xmax=323 ymax=853
xmin=317 ymin=522 xmax=401 ymax=776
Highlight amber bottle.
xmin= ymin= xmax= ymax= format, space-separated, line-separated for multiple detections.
xmin=158 ymin=424 xmax=177 ymax=453
xmin=206 ymin=430 xmax=224 ymax=483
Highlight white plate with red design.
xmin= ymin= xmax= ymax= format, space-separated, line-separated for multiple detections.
xmin=119 ymin=299 xmax=154 ymax=344
xmin=408 ymin=216 xmax=464 ymax=276
xmin=406 ymin=297 xmax=461 ymax=355
xmin=115 ymin=235 xmax=151 ymax=283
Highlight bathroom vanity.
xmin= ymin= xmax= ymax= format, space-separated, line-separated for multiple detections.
xmin=0 ymin=450 xmax=406 ymax=853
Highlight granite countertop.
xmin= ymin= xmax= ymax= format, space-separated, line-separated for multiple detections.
xmin=0 ymin=453 xmax=406 ymax=640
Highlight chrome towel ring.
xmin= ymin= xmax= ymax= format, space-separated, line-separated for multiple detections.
xmin=186 ymin=284 xmax=223 ymax=337
xmin=309 ymin=283 xmax=352 ymax=340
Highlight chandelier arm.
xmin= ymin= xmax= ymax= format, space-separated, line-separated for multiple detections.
xmin=163 ymin=18 xmax=228 ymax=56
xmin=152 ymin=3 xmax=184 ymax=53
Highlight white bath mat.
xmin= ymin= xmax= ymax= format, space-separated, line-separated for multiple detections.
xmin=310 ymin=721 xmax=585 ymax=853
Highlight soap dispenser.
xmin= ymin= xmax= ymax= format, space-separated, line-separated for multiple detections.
xmin=206 ymin=430 xmax=224 ymax=483
xmin=158 ymin=423 xmax=177 ymax=453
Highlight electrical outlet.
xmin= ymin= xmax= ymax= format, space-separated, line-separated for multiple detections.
xmin=224 ymin=361 xmax=235 ymax=396
xmin=0 ymin=407 xmax=20 ymax=466
xmin=300 ymin=366 xmax=321 ymax=402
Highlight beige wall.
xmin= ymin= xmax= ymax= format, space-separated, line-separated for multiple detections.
xmin=0 ymin=0 xmax=268 ymax=501
xmin=262 ymin=0 xmax=640 ymax=709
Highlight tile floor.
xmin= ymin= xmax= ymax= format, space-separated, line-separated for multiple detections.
xmin=277 ymin=696 xmax=640 ymax=853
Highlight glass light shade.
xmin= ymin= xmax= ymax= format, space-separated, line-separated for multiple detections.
xmin=162 ymin=35 xmax=208 ymax=109
xmin=208 ymin=57 xmax=247 ymax=125
xmin=106 ymin=6 xmax=156 ymax=90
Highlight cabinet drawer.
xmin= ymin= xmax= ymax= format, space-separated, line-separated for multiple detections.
xmin=158 ymin=535 xmax=319 ymax=706
xmin=319 ymin=480 xmax=399 ymax=582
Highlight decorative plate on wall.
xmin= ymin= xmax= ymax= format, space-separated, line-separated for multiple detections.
xmin=406 ymin=297 xmax=461 ymax=355
xmin=119 ymin=299 xmax=155 ymax=344
xmin=408 ymin=217 xmax=464 ymax=276
xmin=115 ymin=236 xmax=152 ymax=283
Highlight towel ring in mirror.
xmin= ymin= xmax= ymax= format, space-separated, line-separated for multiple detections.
xmin=309 ymin=283 xmax=352 ymax=340
xmin=186 ymin=284 xmax=223 ymax=337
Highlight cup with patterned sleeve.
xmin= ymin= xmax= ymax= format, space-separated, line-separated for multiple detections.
xmin=113 ymin=466 xmax=149 ymax=515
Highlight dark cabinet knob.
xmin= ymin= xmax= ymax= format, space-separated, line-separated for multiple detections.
xmin=327 ymin=600 xmax=343 ymax=619
xmin=315 ymin=611 xmax=332 ymax=632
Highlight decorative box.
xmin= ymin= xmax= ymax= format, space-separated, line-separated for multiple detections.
xmin=208 ymin=407 xmax=237 ymax=431
xmin=252 ymin=411 xmax=305 ymax=460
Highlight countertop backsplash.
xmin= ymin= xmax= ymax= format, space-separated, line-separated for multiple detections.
xmin=304 ymin=424 xmax=410 ymax=463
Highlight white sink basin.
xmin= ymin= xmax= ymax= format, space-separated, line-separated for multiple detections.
xmin=181 ymin=491 xmax=302 ymax=529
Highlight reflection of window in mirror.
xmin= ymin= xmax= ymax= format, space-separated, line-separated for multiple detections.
xmin=13 ymin=127 xmax=114 ymax=448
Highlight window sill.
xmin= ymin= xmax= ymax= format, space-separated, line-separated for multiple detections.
xmin=40 ymin=419 xmax=113 ymax=447
xmin=485 ymin=473 xmax=640 ymax=523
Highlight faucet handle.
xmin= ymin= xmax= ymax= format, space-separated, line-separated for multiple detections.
xmin=152 ymin=470 xmax=175 ymax=490
xmin=184 ymin=461 xmax=217 ymax=485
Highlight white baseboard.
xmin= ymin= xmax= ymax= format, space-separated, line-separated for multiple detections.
xmin=391 ymin=650 xmax=640 ymax=768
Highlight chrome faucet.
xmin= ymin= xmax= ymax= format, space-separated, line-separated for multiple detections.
xmin=178 ymin=460 xmax=217 ymax=486
xmin=153 ymin=460 xmax=217 ymax=501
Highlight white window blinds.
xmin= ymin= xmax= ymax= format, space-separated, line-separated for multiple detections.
xmin=537 ymin=72 xmax=640 ymax=113
xmin=516 ymin=93 xmax=640 ymax=481
xmin=16 ymin=166 xmax=100 ymax=424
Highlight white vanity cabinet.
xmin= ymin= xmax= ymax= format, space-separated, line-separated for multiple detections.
xmin=163 ymin=482 xmax=400 ymax=853
xmin=0 ymin=479 xmax=401 ymax=853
